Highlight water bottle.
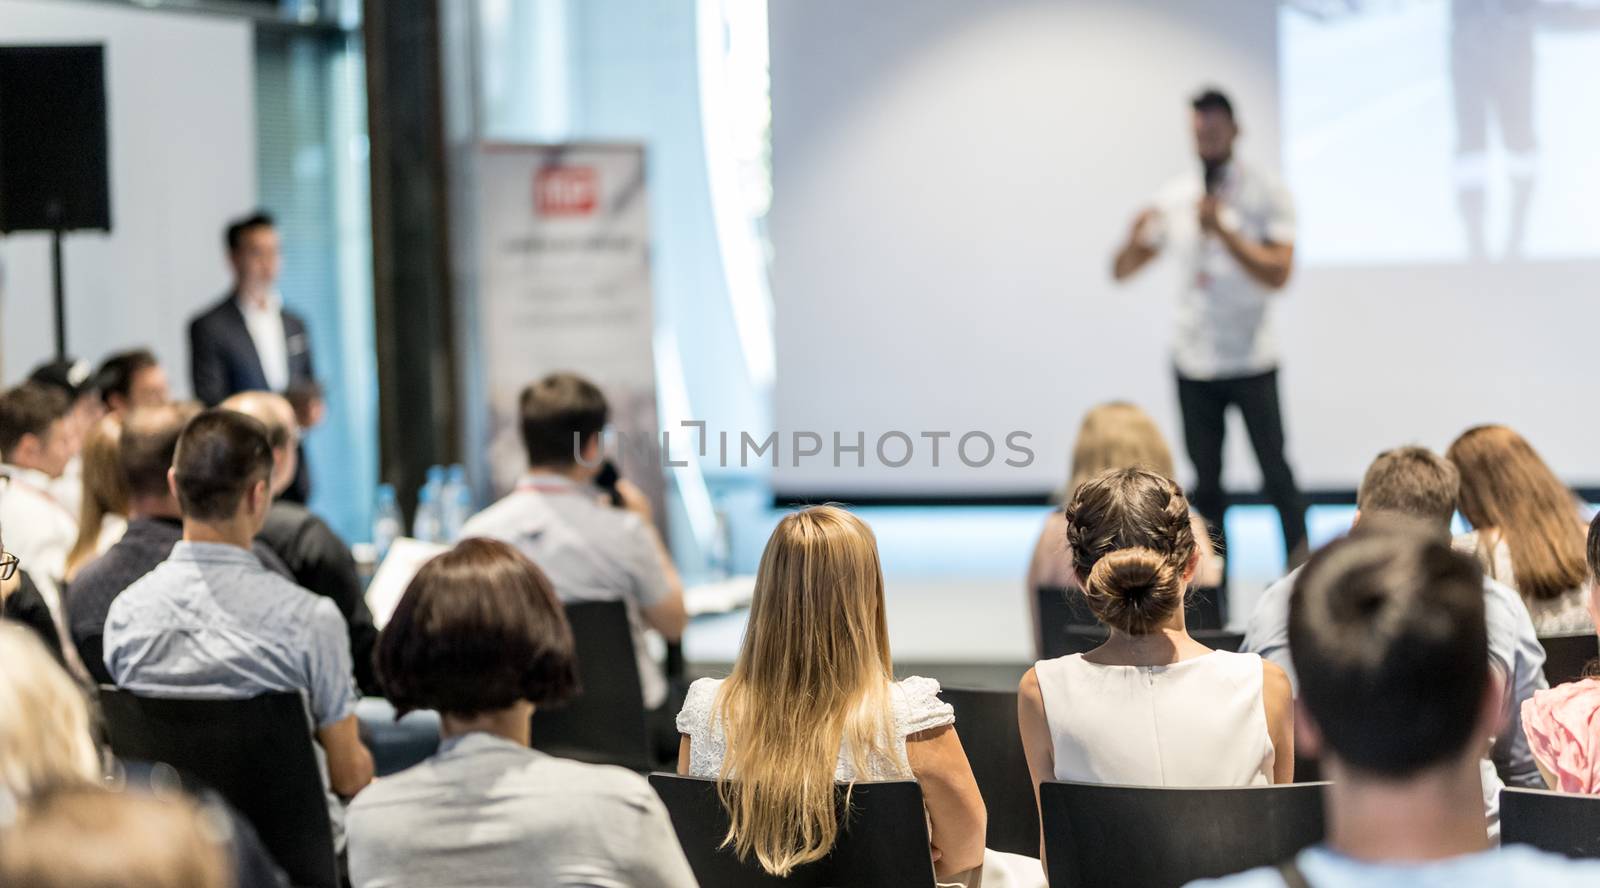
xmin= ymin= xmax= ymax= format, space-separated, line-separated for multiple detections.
xmin=441 ymin=463 xmax=472 ymax=541
xmin=372 ymin=483 xmax=402 ymax=561
xmin=413 ymin=466 xmax=446 ymax=543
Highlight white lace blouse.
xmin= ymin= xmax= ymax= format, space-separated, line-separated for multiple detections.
xmin=675 ymin=675 xmax=956 ymax=780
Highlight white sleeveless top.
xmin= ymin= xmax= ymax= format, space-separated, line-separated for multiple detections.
xmin=675 ymin=675 xmax=955 ymax=780
xmin=1034 ymin=649 xmax=1274 ymax=786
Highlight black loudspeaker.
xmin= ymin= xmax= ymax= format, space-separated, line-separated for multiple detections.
xmin=0 ymin=44 xmax=111 ymax=233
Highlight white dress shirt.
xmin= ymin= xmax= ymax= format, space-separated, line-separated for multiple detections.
xmin=239 ymin=289 xmax=291 ymax=393
xmin=1147 ymin=159 xmax=1297 ymax=380
xmin=0 ymin=463 xmax=80 ymax=650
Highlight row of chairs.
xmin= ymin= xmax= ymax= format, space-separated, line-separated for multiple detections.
xmin=648 ymin=775 xmax=1600 ymax=888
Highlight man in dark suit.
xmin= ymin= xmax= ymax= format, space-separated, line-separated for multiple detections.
xmin=189 ymin=211 xmax=322 ymax=502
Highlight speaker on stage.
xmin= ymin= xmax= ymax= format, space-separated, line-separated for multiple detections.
xmin=0 ymin=44 xmax=111 ymax=233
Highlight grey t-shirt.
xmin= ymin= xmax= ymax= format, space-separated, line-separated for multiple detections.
xmin=1186 ymin=844 xmax=1600 ymax=887
xmin=347 ymin=733 xmax=698 ymax=888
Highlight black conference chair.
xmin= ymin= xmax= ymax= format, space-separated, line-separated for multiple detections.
xmin=97 ymin=688 xmax=338 ymax=888
xmin=1502 ymin=787 xmax=1600 ymax=859
xmin=530 ymin=599 xmax=653 ymax=771
xmin=648 ymin=774 xmax=937 ymax=888
xmin=939 ymin=686 xmax=1039 ymax=858
xmin=1046 ymin=622 xmax=1246 ymax=658
xmin=1538 ymin=632 xmax=1600 ymax=687
xmin=1039 ymin=780 xmax=1328 ymax=888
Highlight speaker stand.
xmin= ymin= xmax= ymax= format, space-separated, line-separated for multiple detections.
xmin=50 ymin=228 xmax=66 ymax=360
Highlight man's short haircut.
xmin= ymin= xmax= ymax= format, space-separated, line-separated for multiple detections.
xmin=1356 ymin=446 xmax=1459 ymax=530
xmin=220 ymin=391 xmax=294 ymax=450
xmin=224 ymin=210 xmax=275 ymax=253
xmin=0 ymin=382 xmax=72 ymax=456
xmin=375 ymin=537 xmax=579 ymax=717
xmin=1290 ymin=528 xmax=1488 ymax=778
xmin=519 ymin=372 xmax=608 ymax=467
xmin=1191 ymin=87 xmax=1235 ymax=120
xmin=120 ymin=403 xmax=202 ymax=500
xmin=95 ymin=349 xmax=159 ymax=407
xmin=171 ymin=409 xmax=274 ymax=522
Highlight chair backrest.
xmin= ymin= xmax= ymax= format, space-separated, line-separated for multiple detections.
xmin=1040 ymin=780 xmax=1328 ymax=888
xmin=530 ymin=599 xmax=652 ymax=770
xmin=96 ymin=688 xmax=338 ymax=888
xmin=938 ymin=686 xmax=1039 ymax=858
xmin=1037 ymin=587 xmax=1232 ymax=658
xmin=1538 ymin=632 xmax=1600 ymax=687
xmin=648 ymin=774 xmax=937 ymax=888
xmin=1502 ymin=787 xmax=1600 ymax=859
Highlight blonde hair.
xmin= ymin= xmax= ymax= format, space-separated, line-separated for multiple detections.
xmin=1447 ymin=425 xmax=1586 ymax=602
xmin=66 ymin=415 xmax=128 ymax=581
xmin=0 ymin=624 xmax=101 ymax=799
xmin=714 ymin=505 xmax=900 ymax=875
xmin=1065 ymin=468 xmax=1196 ymax=634
xmin=1064 ymin=402 xmax=1177 ymax=502
xmin=0 ymin=785 xmax=230 ymax=888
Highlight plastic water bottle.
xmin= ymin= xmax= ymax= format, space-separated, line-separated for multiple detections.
xmin=413 ymin=466 xmax=446 ymax=543
xmin=441 ymin=463 xmax=471 ymax=541
xmin=372 ymin=483 xmax=402 ymax=561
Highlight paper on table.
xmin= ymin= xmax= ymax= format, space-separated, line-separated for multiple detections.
xmin=685 ymin=575 xmax=757 ymax=616
xmin=366 ymin=538 xmax=450 ymax=629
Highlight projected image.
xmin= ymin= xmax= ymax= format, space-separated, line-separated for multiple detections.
xmin=1280 ymin=1 xmax=1600 ymax=265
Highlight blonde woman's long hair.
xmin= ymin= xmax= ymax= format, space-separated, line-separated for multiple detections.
xmin=66 ymin=415 xmax=128 ymax=581
xmin=1063 ymin=402 xmax=1177 ymax=503
xmin=714 ymin=505 xmax=900 ymax=875
xmin=0 ymin=623 xmax=102 ymax=800
xmin=1448 ymin=425 xmax=1586 ymax=602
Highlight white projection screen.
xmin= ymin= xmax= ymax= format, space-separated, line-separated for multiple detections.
xmin=768 ymin=0 xmax=1600 ymax=499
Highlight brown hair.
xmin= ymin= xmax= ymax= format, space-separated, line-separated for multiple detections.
xmin=1448 ymin=425 xmax=1586 ymax=602
xmin=0 ymin=382 xmax=71 ymax=457
xmin=1356 ymin=446 xmax=1459 ymax=530
xmin=172 ymin=409 xmax=273 ymax=522
xmin=0 ymin=785 xmax=230 ymax=888
xmin=1063 ymin=402 xmax=1177 ymax=502
xmin=119 ymin=403 xmax=201 ymax=500
xmin=1064 ymin=468 xmax=1196 ymax=634
xmin=376 ymin=537 xmax=579 ymax=717
xmin=519 ymin=372 xmax=608 ymax=468
xmin=66 ymin=416 xmax=129 ymax=580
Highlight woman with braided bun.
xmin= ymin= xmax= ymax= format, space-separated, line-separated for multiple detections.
xmin=1017 ymin=467 xmax=1294 ymax=815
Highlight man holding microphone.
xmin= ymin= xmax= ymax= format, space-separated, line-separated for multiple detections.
xmin=1112 ymin=88 xmax=1307 ymax=580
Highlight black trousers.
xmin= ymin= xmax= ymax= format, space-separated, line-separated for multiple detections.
xmin=1176 ymin=368 xmax=1308 ymax=576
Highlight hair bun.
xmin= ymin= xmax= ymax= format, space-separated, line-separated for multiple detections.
xmin=1083 ymin=547 xmax=1183 ymax=635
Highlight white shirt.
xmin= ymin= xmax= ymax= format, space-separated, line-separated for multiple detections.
xmin=1033 ymin=649 xmax=1275 ymax=786
xmin=0 ymin=463 xmax=80 ymax=650
xmin=238 ymin=289 xmax=291 ymax=393
xmin=460 ymin=474 xmax=673 ymax=708
xmin=1148 ymin=160 xmax=1296 ymax=380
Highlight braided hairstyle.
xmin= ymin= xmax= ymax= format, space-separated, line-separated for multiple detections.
xmin=1064 ymin=467 xmax=1196 ymax=635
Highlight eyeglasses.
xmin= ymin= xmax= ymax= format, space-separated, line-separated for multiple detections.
xmin=0 ymin=553 xmax=18 ymax=582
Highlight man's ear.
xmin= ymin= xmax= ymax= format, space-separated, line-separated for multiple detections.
xmin=167 ymin=466 xmax=181 ymax=502
xmin=1293 ymin=697 xmax=1322 ymax=761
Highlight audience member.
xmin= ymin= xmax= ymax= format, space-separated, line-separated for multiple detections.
xmin=1448 ymin=424 xmax=1593 ymax=633
xmin=348 ymin=538 xmax=696 ymax=888
xmin=1189 ymin=531 xmax=1600 ymax=887
xmin=1240 ymin=447 xmax=1548 ymax=794
xmin=67 ymin=403 xmax=291 ymax=684
xmin=0 ymin=786 xmax=232 ymax=888
xmin=0 ymin=382 xmax=83 ymax=652
xmin=102 ymin=409 xmax=371 ymax=842
xmin=1519 ymin=510 xmax=1600 ymax=794
xmin=461 ymin=372 xmax=687 ymax=757
xmin=1019 ymin=469 xmax=1293 ymax=811
xmin=221 ymin=391 xmax=378 ymax=694
xmin=0 ymin=520 xmax=63 ymax=663
xmin=96 ymin=348 xmax=172 ymax=416
xmin=676 ymin=506 xmax=1000 ymax=884
xmin=65 ymin=414 xmax=129 ymax=581
xmin=1026 ymin=401 xmax=1222 ymax=655
xmin=0 ymin=622 xmax=101 ymax=800
xmin=28 ymin=358 xmax=105 ymax=517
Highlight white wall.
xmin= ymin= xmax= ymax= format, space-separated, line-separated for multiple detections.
xmin=768 ymin=0 xmax=1600 ymax=496
xmin=0 ymin=0 xmax=255 ymax=392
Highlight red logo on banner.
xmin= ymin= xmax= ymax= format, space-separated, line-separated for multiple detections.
xmin=534 ymin=166 xmax=598 ymax=216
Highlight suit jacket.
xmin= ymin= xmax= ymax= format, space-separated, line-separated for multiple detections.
xmin=188 ymin=293 xmax=314 ymax=406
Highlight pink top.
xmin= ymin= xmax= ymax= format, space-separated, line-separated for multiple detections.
xmin=1522 ymin=679 xmax=1600 ymax=794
